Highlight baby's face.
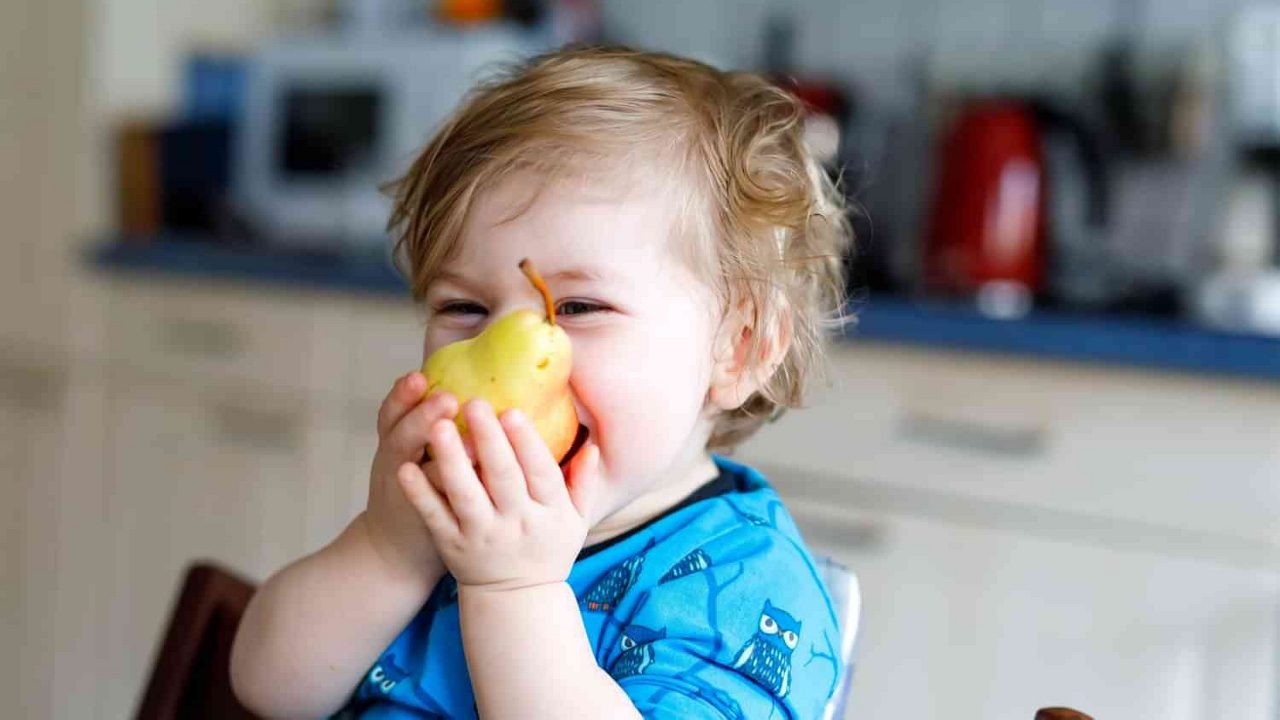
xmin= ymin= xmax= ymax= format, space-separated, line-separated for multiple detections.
xmin=422 ymin=170 xmax=722 ymax=517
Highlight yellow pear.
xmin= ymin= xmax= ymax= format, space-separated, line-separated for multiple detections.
xmin=421 ymin=259 xmax=581 ymax=463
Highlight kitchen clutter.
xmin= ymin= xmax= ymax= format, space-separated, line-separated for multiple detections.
xmin=109 ymin=1 xmax=1280 ymax=338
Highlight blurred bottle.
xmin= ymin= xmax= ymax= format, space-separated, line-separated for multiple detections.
xmin=437 ymin=0 xmax=502 ymax=24
xmin=761 ymin=11 xmax=852 ymax=172
xmin=339 ymin=0 xmax=432 ymax=33
xmin=545 ymin=0 xmax=601 ymax=45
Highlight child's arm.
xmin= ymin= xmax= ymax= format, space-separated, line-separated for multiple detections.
xmin=395 ymin=398 xmax=639 ymax=719
xmin=230 ymin=374 xmax=458 ymax=718
xmin=229 ymin=512 xmax=443 ymax=718
xmin=459 ymin=582 xmax=641 ymax=719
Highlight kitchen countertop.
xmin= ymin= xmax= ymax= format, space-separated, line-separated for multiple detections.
xmin=89 ymin=238 xmax=1280 ymax=383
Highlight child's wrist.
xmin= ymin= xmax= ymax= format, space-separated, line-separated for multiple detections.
xmin=354 ymin=512 xmax=443 ymax=595
xmin=456 ymin=577 xmax=567 ymax=598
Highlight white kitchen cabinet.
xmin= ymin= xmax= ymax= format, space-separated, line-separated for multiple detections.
xmin=782 ymin=492 xmax=1280 ymax=720
xmin=740 ymin=344 xmax=1280 ymax=555
xmin=342 ymin=295 xmax=428 ymax=406
xmin=299 ymin=397 xmax=370 ymax=554
xmin=736 ymin=342 xmax=1280 ymax=719
xmin=102 ymin=277 xmax=348 ymax=398
xmin=98 ymin=370 xmax=207 ymax=718
xmin=295 ymin=391 xmax=409 ymax=577
xmin=306 ymin=295 xmax=429 ymax=555
xmin=0 ymin=357 xmax=63 ymax=720
xmin=97 ymin=367 xmax=318 ymax=718
xmin=1 ymin=353 xmax=112 ymax=720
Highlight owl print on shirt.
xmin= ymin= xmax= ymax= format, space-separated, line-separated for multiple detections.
xmin=581 ymin=538 xmax=656 ymax=612
xmin=610 ymin=623 xmax=667 ymax=679
xmin=732 ymin=600 xmax=801 ymax=698
xmin=658 ymin=548 xmax=711 ymax=583
xmin=366 ymin=652 xmax=409 ymax=695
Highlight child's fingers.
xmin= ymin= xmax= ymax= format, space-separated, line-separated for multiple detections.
xmin=464 ymin=399 xmax=528 ymax=514
xmin=427 ymin=418 xmax=494 ymax=532
xmin=500 ymin=408 xmax=562 ymax=506
xmin=564 ymin=441 xmax=602 ymax=518
xmin=383 ymin=390 xmax=458 ymax=461
xmin=377 ymin=372 xmax=427 ymax=438
xmin=396 ymin=461 xmax=460 ymax=542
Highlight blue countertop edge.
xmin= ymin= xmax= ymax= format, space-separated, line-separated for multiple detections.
xmin=87 ymin=239 xmax=1280 ymax=383
xmin=845 ymin=296 xmax=1280 ymax=383
xmin=89 ymin=237 xmax=411 ymax=296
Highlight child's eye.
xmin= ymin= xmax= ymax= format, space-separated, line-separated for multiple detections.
xmin=556 ymin=300 xmax=608 ymax=317
xmin=436 ymin=301 xmax=487 ymax=316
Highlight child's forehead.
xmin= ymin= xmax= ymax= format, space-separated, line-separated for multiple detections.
xmin=446 ymin=170 xmax=695 ymax=283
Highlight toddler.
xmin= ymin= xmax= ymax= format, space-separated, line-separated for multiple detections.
xmin=230 ymin=44 xmax=854 ymax=719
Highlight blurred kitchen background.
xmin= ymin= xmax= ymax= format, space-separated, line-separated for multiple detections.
xmin=4 ymin=0 xmax=1280 ymax=718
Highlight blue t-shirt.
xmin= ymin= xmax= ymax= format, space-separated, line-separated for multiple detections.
xmin=334 ymin=455 xmax=844 ymax=719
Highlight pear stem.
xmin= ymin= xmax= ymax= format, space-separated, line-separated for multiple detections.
xmin=518 ymin=258 xmax=557 ymax=326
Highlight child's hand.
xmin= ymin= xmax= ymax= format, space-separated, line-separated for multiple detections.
xmin=396 ymin=397 xmax=603 ymax=594
xmin=364 ymin=372 xmax=459 ymax=589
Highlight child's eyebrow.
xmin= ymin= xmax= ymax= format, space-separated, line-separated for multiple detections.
xmin=435 ymin=266 xmax=611 ymax=289
xmin=545 ymin=267 xmax=609 ymax=283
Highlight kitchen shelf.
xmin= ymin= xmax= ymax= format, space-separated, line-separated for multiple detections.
xmin=89 ymin=237 xmax=1280 ymax=383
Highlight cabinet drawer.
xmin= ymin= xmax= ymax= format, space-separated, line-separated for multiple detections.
xmin=739 ymin=343 xmax=1280 ymax=546
xmin=104 ymin=279 xmax=342 ymax=394
xmin=740 ymin=345 xmax=1059 ymax=498
xmin=344 ymin=297 xmax=428 ymax=405
xmin=791 ymin=503 xmax=1280 ymax=720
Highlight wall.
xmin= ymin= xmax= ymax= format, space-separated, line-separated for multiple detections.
xmin=601 ymin=0 xmax=1257 ymax=105
xmin=90 ymin=0 xmax=279 ymax=121
xmin=84 ymin=0 xmax=1264 ymax=122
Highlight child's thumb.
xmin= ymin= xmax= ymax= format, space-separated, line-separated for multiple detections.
xmin=565 ymin=441 xmax=601 ymax=518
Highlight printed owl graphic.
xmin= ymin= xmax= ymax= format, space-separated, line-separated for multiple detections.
xmin=611 ymin=624 xmax=667 ymax=679
xmin=581 ymin=538 xmax=655 ymax=612
xmin=367 ymin=653 xmax=409 ymax=695
xmin=658 ymin=548 xmax=711 ymax=584
xmin=732 ymin=600 xmax=801 ymax=698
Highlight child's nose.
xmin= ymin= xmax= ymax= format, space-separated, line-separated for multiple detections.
xmin=495 ymin=299 xmax=548 ymax=320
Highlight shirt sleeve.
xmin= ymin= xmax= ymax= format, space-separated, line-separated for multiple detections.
xmin=604 ymin=527 xmax=845 ymax=720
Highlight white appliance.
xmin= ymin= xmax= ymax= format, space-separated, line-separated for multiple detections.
xmin=1230 ymin=4 xmax=1280 ymax=147
xmin=233 ymin=6 xmax=549 ymax=252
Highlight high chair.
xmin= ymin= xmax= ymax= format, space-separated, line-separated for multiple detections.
xmin=816 ymin=554 xmax=862 ymax=720
xmin=136 ymin=562 xmax=259 ymax=720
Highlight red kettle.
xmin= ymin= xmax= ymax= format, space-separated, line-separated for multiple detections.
xmin=922 ymin=99 xmax=1108 ymax=303
xmin=924 ymin=100 xmax=1046 ymax=296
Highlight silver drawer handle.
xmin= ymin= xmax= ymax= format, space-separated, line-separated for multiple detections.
xmin=0 ymin=363 xmax=61 ymax=412
xmin=897 ymin=412 xmax=1048 ymax=458
xmin=209 ymin=402 xmax=301 ymax=452
xmin=157 ymin=317 xmax=246 ymax=359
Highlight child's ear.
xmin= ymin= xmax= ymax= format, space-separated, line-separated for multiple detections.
xmin=707 ymin=298 xmax=792 ymax=412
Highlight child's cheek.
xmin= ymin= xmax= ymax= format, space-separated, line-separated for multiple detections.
xmin=576 ymin=364 xmax=680 ymax=477
xmin=567 ymin=352 xmax=635 ymax=471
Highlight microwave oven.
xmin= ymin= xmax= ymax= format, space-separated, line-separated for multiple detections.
xmin=232 ymin=25 xmax=549 ymax=253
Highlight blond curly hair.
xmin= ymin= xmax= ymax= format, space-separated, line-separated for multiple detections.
xmin=387 ymin=44 xmax=854 ymax=452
